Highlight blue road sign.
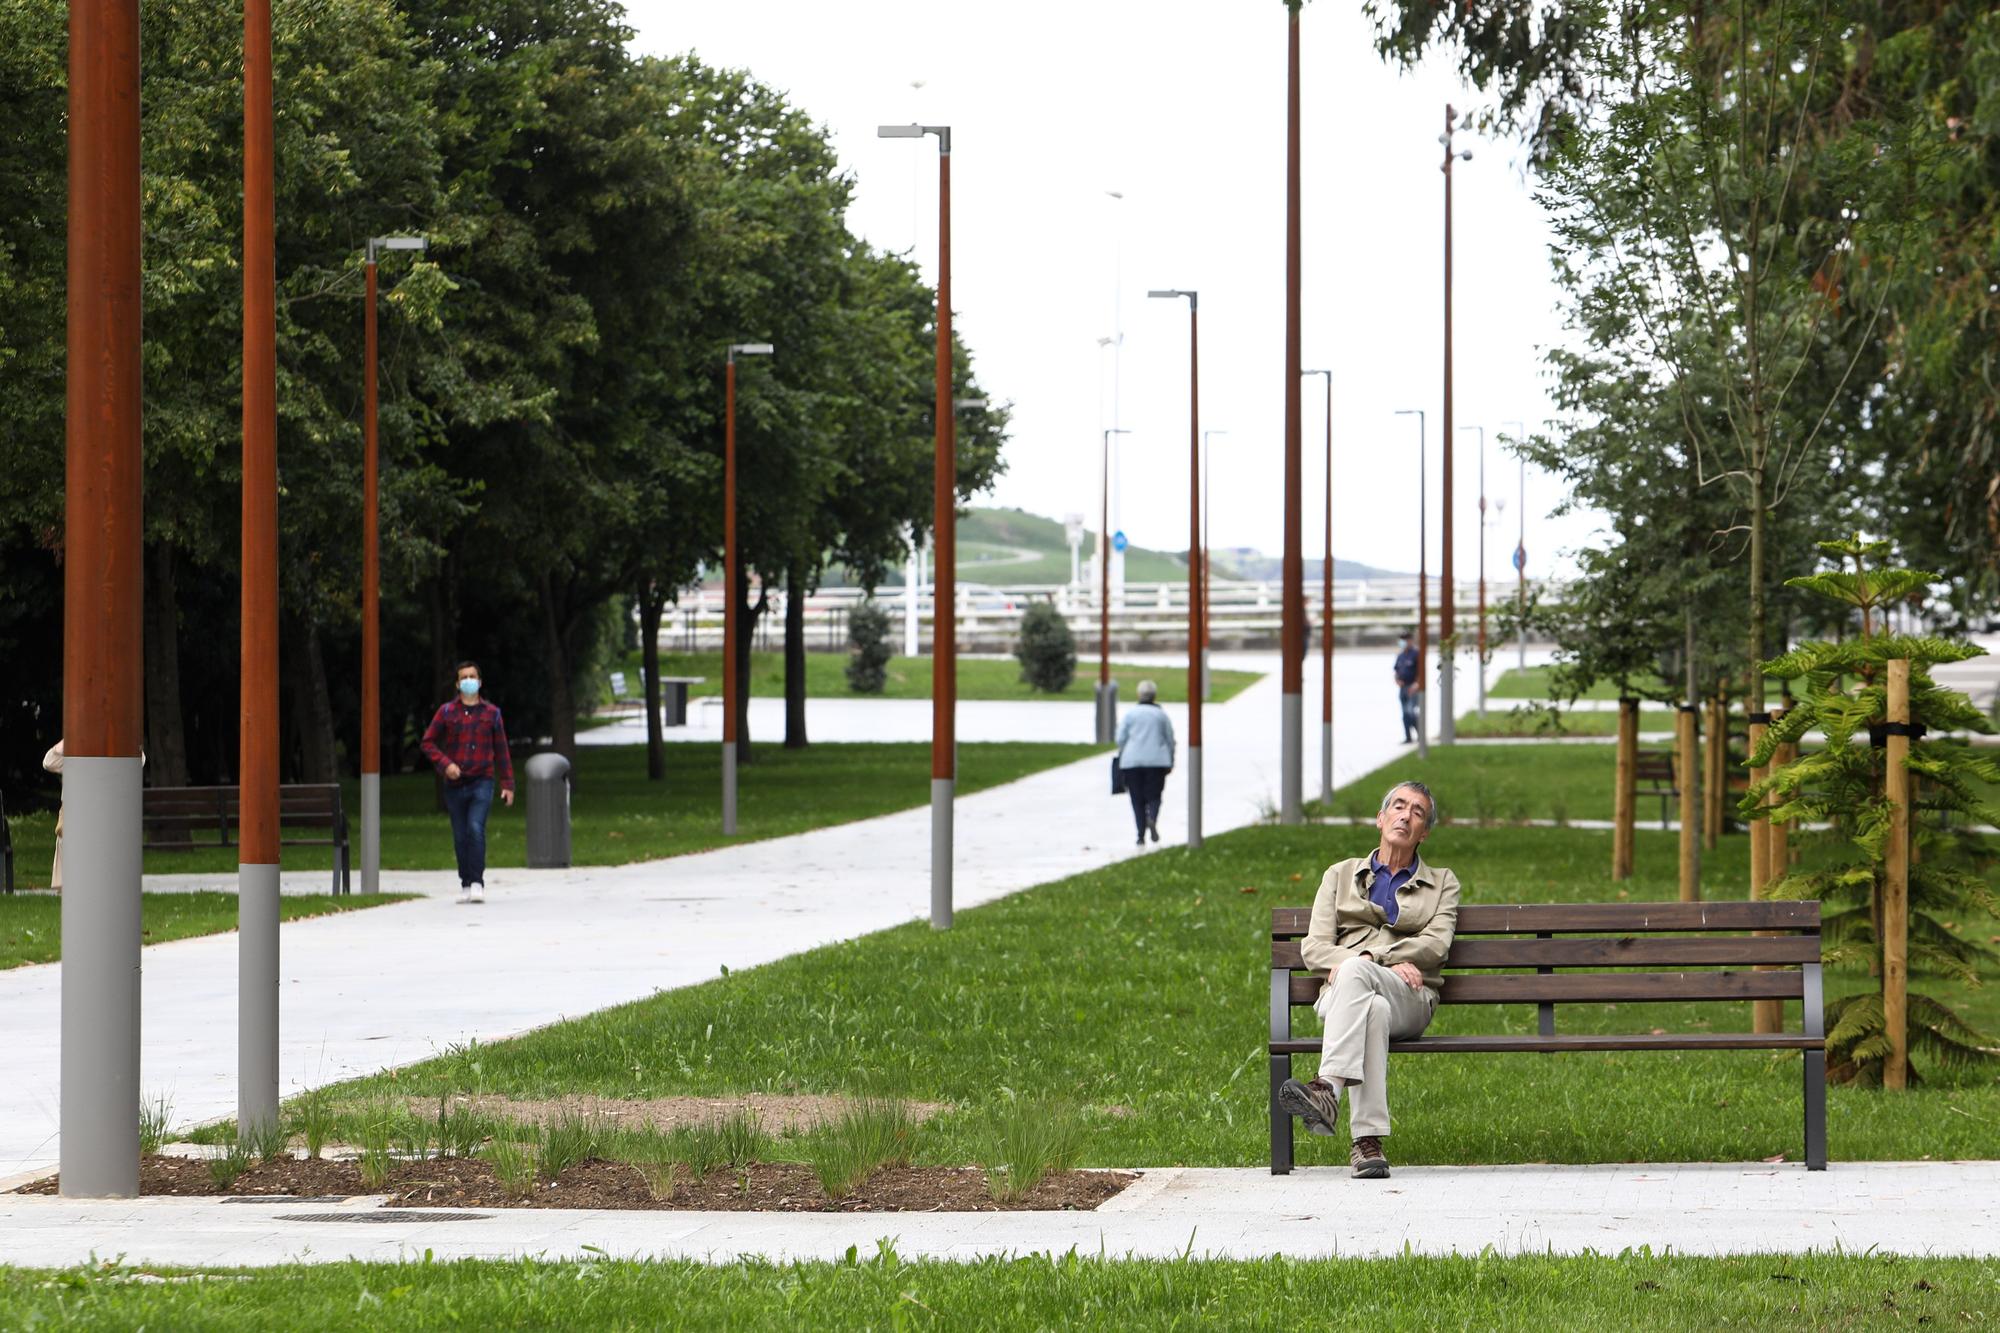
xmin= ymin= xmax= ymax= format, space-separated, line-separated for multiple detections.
xmin=1513 ymin=543 xmax=1527 ymax=572
xmin=1113 ymin=530 xmax=1129 ymax=553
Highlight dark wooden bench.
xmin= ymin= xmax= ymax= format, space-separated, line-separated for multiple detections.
xmin=1268 ymin=900 xmax=1826 ymax=1174
xmin=1 ymin=790 xmax=14 ymax=894
xmin=1634 ymin=750 xmax=1678 ymax=828
xmin=142 ymin=784 xmax=351 ymax=895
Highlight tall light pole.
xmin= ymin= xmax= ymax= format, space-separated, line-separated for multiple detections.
xmin=1097 ymin=426 xmax=1132 ymax=743
xmin=1396 ymin=410 xmax=1429 ymax=759
xmin=1304 ymin=368 xmax=1333 ymax=803
xmin=1202 ymin=429 xmax=1226 ymax=702
xmin=239 ymin=0 xmax=282 ymax=1140
xmin=360 ymin=236 xmax=426 ymax=898
xmin=1149 ymin=289 xmax=1202 ymax=848
xmin=62 ymin=0 xmax=144 ymax=1199
xmin=1502 ymin=420 xmax=1527 ymax=671
xmin=1280 ymin=1 xmax=1305 ymax=824
xmin=1459 ymin=424 xmax=1486 ymax=718
xmin=721 ymin=341 xmax=773 ymax=835
xmin=1438 ymin=105 xmax=1472 ymax=746
xmin=880 ymin=121 xmax=957 ymax=930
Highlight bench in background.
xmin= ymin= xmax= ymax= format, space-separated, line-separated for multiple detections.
xmin=142 ymin=784 xmax=350 ymax=895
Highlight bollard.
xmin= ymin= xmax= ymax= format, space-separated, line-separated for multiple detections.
xmin=524 ymin=751 xmax=571 ymax=869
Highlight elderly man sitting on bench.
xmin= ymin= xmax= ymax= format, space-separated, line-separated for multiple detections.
xmin=1279 ymin=779 xmax=1460 ymax=1179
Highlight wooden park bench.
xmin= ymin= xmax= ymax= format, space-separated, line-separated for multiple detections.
xmin=1634 ymin=749 xmax=1679 ymax=828
xmin=1 ymin=790 xmax=15 ymax=893
xmin=1268 ymin=900 xmax=1827 ymax=1174
xmin=142 ymin=784 xmax=351 ymax=895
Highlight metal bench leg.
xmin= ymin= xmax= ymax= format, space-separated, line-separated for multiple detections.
xmin=1803 ymin=1049 xmax=1827 ymax=1170
xmin=1269 ymin=1054 xmax=1294 ymax=1175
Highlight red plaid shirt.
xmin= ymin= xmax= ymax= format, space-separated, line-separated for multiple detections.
xmin=421 ymin=699 xmax=515 ymax=790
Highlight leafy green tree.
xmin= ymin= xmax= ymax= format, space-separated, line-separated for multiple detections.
xmin=1752 ymin=537 xmax=2000 ymax=1084
xmin=844 ymin=601 xmax=891 ymax=696
xmin=1015 ymin=600 xmax=1077 ymax=694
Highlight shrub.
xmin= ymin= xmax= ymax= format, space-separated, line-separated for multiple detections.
xmin=984 ymin=1098 xmax=1087 ymax=1204
xmin=803 ymin=1098 xmax=916 ymax=1200
xmin=1015 ymin=599 xmax=1076 ymax=693
xmin=846 ymin=600 xmax=892 ymax=694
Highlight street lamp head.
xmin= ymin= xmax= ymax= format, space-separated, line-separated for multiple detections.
xmin=365 ymin=235 xmax=427 ymax=262
xmin=726 ymin=342 xmax=774 ymax=363
xmin=953 ymin=396 xmax=987 ymax=412
xmin=878 ymin=122 xmax=949 ymax=152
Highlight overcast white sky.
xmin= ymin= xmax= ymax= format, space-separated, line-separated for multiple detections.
xmin=625 ymin=0 xmax=1608 ymax=579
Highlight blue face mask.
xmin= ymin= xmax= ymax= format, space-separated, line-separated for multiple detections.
xmin=458 ymin=677 xmax=481 ymax=697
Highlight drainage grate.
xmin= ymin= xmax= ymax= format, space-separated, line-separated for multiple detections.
xmin=275 ymin=1210 xmax=492 ymax=1224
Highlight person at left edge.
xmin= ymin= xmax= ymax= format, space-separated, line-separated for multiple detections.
xmin=420 ymin=661 xmax=515 ymax=905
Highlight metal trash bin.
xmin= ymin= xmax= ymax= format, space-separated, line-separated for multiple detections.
xmin=523 ymin=751 xmax=571 ymax=868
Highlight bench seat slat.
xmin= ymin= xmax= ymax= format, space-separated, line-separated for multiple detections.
xmin=1270 ymin=1032 xmax=1825 ymax=1055
xmin=1286 ymin=969 xmax=1805 ymax=1006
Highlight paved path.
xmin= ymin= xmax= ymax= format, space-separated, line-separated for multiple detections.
xmin=1 ymin=648 xmax=1475 ymax=1182
xmin=1 ymin=1161 xmax=1988 ymax=1266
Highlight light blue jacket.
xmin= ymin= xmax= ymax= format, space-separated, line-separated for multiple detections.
xmin=1116 ymin=702 xmax=1176 ymax=770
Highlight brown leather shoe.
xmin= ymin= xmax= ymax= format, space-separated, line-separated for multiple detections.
xmin=1350 ymin=1135 xmax=1390 ymax=1178
xmin=1278 ymin=1077 xmax=1342 ymax=1138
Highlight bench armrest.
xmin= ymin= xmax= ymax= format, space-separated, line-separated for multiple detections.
xmin=1269 ymin=969 xmax=1294 ymax=1046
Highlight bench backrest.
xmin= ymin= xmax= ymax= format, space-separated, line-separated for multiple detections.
xmin=1271 ymin=900 xmax=1822 ymax=1012
xmin=1633 ymin=751 xmax=1678 ymax=782
xmin=142 ymin=784 xmax=345 ymax=835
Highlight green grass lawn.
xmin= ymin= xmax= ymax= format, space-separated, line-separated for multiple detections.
xmin=316 ymin=812 xmax=1998 ymax=1169
xmin=1491 ymin=665 xmax=1668 ymax=701
xmin=1321 ymin=741 xmax=1640 ymax=825
xmin=0 ymin=892 xmax=412 ymax=970
xmin=614 ymin=651 xmax=1259 ymax=706
xmin=0 ymin=742 xmax=1097 ymax=888
xmin=1455 ymin=707 xmax=1680 ymax=738
xmin=2 ymin=1252 xmax=1991 ymax=1329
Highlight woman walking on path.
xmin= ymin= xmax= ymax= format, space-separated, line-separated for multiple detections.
xmin=420 ymin=661 xmax=515 ymax=904
xmin=1115 ymin=679 xmax=1176 ymax=845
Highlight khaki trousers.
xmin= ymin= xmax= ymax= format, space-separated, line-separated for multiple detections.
xmin=1314 ymin=955 xmax=1437 ymax=1138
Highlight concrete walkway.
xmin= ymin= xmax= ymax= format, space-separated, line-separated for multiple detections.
xmin=1 ymin=1161 xmax=1989 ymax=1266
xmin=1 ymin=648 xmax=1471 ymax=1183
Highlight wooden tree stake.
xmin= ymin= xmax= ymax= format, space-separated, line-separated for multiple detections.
xmin=1884 ymin=657 xmax=1911 ymax=1090
xmin=1748 ymin=715 xmax=1779 ymax=1033
xmin=1677 ymin=706 xmax=1699 ymax=901
xmin=1612 ymin=698 xmax=1638 ymax=880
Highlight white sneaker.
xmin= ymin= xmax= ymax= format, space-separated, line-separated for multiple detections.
xmin=469 ymin=883 xmax=485 ymax=904
xmin=456 ymin=887 xmax=473 ymax=905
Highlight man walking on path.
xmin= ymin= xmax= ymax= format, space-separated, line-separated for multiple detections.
xmin=1279 ymin=779 xmax=1459 ymax=1179
xmin=421 ymin=661 xmax=515 ymax=904
xmin=1393 ymin=631 xmax=1420 ymax=744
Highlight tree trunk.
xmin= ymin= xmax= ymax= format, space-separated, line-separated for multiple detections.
xmin=783 ymin=558 xmax=809 ymax=749
xmin=1679 ymin=606 xmax=1700 ymax=901
xmin=732 ymin=563 xmax=763 ymax=763
xmin=1612 ymin=697 xmax=1638 ymax=881
xmin=428 ymin=568 xmax=454 ymax=812
xmin=639 ymin=582 xmax=666 ymax=780
xmin=538 ymin=572 xmax=578 ymax=762
xmin=142 ymin=542 xmax=191 ymax=787
xmin=286 ymin=612 xmax=339 ymax=784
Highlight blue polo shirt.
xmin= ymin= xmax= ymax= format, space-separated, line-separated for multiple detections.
xmin=1366 ymin=851 xmax=1415 ymax=924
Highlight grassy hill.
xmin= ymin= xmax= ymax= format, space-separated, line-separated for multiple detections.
xmin=830 ymin=506 xmax=1222 ymax=588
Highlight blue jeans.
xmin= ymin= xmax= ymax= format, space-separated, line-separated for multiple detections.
xmin=444 ymin=778 xmax=495 ymax=887
xmin=1399 ymin=685 xmax=1420 ymax=740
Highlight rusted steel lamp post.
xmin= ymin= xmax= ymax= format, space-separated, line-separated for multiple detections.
xmin=1098 ymin=426 xmax=1132 ymax=741
xmin=1279 ymin=2 xmax=1305 ymax=824
xmin=1437 ymin=105 xmax=1472 ymax=745
xmin=879 ymin=121 xmax=958 ymax=929
xmin=62 ymin=0 xmax=145 ymax=1199
xmin=360 ymin=235 xmax=426 ymax=896
xmin=1396 ymin=409 xmax=1428 ymax=760
xmin=1459 ymin=424 xmax=1486 ymax=718
xmin=721 ymin=341 xmax=773 ymax=836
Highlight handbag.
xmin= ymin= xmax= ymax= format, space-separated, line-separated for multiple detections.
xmin=1110 ymin=755 xmax=1126 ymax=795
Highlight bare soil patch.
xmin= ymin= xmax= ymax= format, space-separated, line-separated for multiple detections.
xmin=18 ymin=1155 xmax=1132 ymax=1213
xmin=405 ymin=1092 xmax=948 ymax=1135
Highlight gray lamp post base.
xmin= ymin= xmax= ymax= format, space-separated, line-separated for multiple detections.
xmin=59 ymin=756 xmax=143 ymax=1198
xmin=359 ymin=771 xmax=380 ymax=895
xmin=1321 ymin=721 xmax=1334 ymax=806
xmin=930 ymin=778 xmax=954 ymax=930
xmin=722 ymin=745 xmax=737 ymax=835
xmin=238 ymin=859 xmax=281 ymax=1137
xmin=1280 ymin=692 xmax=1302 ymax=824
xmin=1094 ymin=680 xmax=1119 ymax=745
xmin=1187 ymin=745 xmax=1203 ymax=848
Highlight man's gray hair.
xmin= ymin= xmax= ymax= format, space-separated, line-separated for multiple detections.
xmin=1379 ymin=780 xmax=1437 ymax=826
xmin=1136 ymin=679 xmax=1158 ymax=704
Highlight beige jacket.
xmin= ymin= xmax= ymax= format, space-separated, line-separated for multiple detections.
xmin=1300 ymin=853 xmax=1462 ymax=998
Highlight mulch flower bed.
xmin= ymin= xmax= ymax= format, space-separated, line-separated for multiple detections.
xmin=18 ymin=1155 xmax=1135 ymax=1213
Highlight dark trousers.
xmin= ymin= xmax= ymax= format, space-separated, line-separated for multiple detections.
xmin=1399 ymin=686 xmax=1420 ymax=740
xmin=1124 ymin=766 xmax=1168 ymax=839
xmin=444 ymin=777 xmax=495 ymax=887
